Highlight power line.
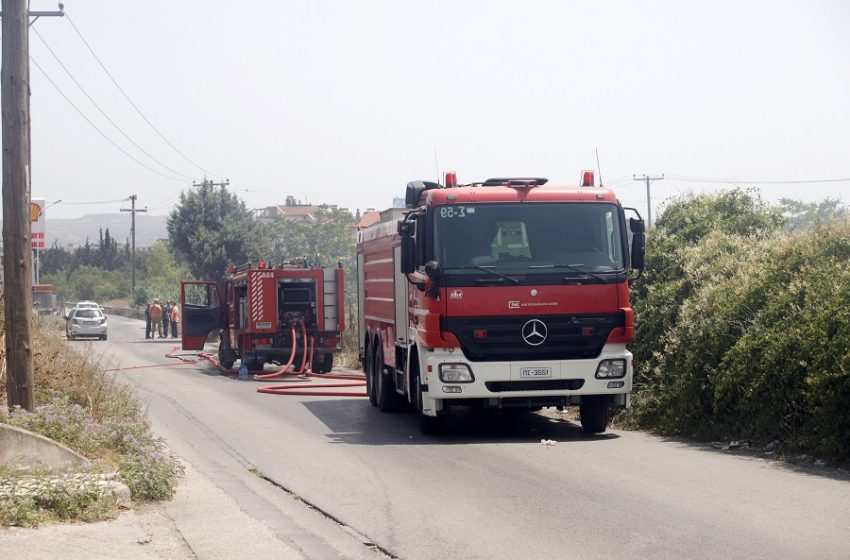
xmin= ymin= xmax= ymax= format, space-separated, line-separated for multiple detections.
xmin=30 ymin=56 xmax=187 ymax=181
xmin=31 ymin=27 xmax=193 ymax=180
xmin=666 ymin=174 xmax=850 ymax=185
xmin=57 ymin=197 xmax=130 ymax=205
xmin=65 ymin=12 xmax=221 ymax=178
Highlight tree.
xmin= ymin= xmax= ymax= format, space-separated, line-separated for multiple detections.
xmin=167 ymin=183 xmax=264 ymax=280
xmin=262 ymin=205 xmax=355 ymax=267
xmin=780 ymin=198 xmax=848 ymax=232
xmin=133 ymin=240 xmax=191 ymax=306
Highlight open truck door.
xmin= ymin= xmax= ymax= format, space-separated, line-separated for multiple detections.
xmin=181 ymin=280 xmax=225 ymax=350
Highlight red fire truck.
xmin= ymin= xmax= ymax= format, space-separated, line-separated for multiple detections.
xmin=181 ymin=261 xmax=344 ymax=373
xmin=357 ymin=172 xmax=645 ymax=433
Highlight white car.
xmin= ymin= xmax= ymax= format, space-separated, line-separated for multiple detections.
xmin=66 ymin=307 xmax=108 ymax=341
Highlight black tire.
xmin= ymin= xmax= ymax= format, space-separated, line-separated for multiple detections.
xmin=580 ymin=396 xmax=611 ymax=434
xmin=375 ymin=347 xmax=403 ymax=412
xmin=101 ymin=335 xmax=107 ymax=341
xmin=245 ymin=357 xmax=265 ymax=372
xmin=312 ymin=352 xmax=334 ymax=374
xmin=218 ymin=342 xmax=236 ymax=370
xmin=365 ymin=343 xmax=377 ymax=406
xmin=414 ymin=371 xmax=445 ymax=435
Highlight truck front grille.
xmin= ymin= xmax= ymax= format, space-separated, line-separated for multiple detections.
xmin=444 ymin=313 xmax=624 ymax=362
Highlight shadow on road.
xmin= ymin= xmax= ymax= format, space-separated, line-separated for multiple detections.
xmin=302 ymin=398 xmax=619 ymax=446
xmin=656 ymin=435 xmax=850 ymax=483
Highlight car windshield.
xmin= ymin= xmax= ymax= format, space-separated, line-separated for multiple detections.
xmin=433 ymin=202 xmax=625 ymax=272
xmin=74 ymin=309 xmax=103 ymax=319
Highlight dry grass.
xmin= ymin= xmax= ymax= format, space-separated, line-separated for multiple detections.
xmin=0 ymin=295 xmax=180 ymax=526
xmin=0 ymin=313 xmax=143 ymax=430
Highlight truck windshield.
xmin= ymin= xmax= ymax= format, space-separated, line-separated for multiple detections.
xmin=433 ymin=202 xmax=625 ymax=272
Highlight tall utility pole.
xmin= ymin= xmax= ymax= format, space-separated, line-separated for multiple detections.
xmin=2 ymin=0 xmax=33 ymax=410
xmin=1 ymin=1 xmax=64 ymax=411
xmin=633 ymin=174 xmax=664 ymax=230
xmin=121 ymin=195 xmax=147 ymax=294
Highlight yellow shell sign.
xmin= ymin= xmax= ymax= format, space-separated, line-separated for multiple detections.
xmin=31 ymin=202 xmax=43 ymax=222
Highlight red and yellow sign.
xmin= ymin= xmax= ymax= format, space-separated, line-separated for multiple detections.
xmin=31 ymin=198 xmax=46 ymax=249
xmin=30 ymin=202 xmax=43 ymax=222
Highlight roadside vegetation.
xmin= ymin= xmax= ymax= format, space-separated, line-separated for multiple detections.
xmin=626 ymin=191 xmax=850 ymax=464
xmin=0 ymin=309 xmax=181 ymax=526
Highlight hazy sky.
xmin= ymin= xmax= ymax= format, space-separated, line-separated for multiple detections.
xmin=15 ymin=0 xmax=850 ymax=223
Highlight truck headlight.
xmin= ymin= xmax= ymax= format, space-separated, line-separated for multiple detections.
xmin=595 ymin=359 xmax=626 ymax=379
xmin=439 ymin=363 xmax=474 ymax=383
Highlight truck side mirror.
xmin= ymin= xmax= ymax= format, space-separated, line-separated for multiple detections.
xmin=629 ymin=217 xmax=645 ymax=233
xmin=400 ymin=237 xmax=416 ymax=274
xmin=631 ymin=232 xmax=645 ymax=270
xmin=398 ymin=220 xmax=414 ymax=237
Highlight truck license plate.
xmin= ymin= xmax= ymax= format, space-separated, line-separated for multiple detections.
xmin=520 ymin=367 xmax=552 ymax=378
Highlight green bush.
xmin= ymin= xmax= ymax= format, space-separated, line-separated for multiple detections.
xmin=629 ymin=190 xmax=850 ymax=463
xmin=0 ymin=399 xmax=181 ymax=504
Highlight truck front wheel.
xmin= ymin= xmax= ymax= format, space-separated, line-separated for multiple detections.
xmin=218 ymin=340 xmax=236 ymax=370
xmin=415 ymin=373 xmax=445 ymax=435
xmin=580 ymin=396 xmax=611 ymax=434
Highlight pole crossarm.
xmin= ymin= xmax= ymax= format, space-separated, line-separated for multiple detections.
xmin=0 ymin=6 xmax=65 ymax=26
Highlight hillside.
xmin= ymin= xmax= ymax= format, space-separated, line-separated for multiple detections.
xmin=37 ymin=214 xmax=168 ymax=249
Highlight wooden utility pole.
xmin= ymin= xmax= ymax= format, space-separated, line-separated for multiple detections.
xmin=2 ymin=0 xmax=33 ymax=410
xmin=1 ymin=1 xmax=64 ymax=410
xmin=121 ymin=195 xmax=147 ymax=295
xmin=633 ymin=174 xmax=664 ymax=230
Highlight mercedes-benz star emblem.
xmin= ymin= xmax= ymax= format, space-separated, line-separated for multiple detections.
xmin=521 ymin=319 xmax=548 ymax=346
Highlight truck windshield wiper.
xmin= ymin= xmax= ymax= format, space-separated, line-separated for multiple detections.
xmin=528 ymin=263 xmax=608 ymax=283
xmin=462 ymin=265 xmax=520 ymax=285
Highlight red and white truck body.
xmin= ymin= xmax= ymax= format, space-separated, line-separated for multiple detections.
xmin=357 ymin=173 xmax=645 ymax=433
xmin=181 ymin=262 xmax=344 ymax=373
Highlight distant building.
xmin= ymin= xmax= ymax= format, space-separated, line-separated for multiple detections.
xmin=254 ymin=196 xmax=348 ymax=225
xmin=356 ymin=208 xmax=381 ymax=230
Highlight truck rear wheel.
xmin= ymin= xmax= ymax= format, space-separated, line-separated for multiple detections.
xmin=375 ymin=347 xmax=403 ymax=412
xmin=245 ymin=357 xmax=264 ymax=372
xmin=311 ymin=352 xmax=333 ymax=374
xmin=580 ymin=396 xmax=611 ymax=434
xmin=365 ymin=344 xmax=377 ymax=406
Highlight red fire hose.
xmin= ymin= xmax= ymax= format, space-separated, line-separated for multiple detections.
xmin=196 ymin=321 xmax=367 ymax=397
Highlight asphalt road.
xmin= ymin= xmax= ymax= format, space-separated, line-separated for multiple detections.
xmin=84 ymin=314 xmax=850 ymax=560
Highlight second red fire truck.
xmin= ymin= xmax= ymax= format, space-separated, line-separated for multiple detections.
xmin=357 ymin=172 xmax=645 ymax=433
xmin=181 ymin=260 xmax=345 ymax=373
